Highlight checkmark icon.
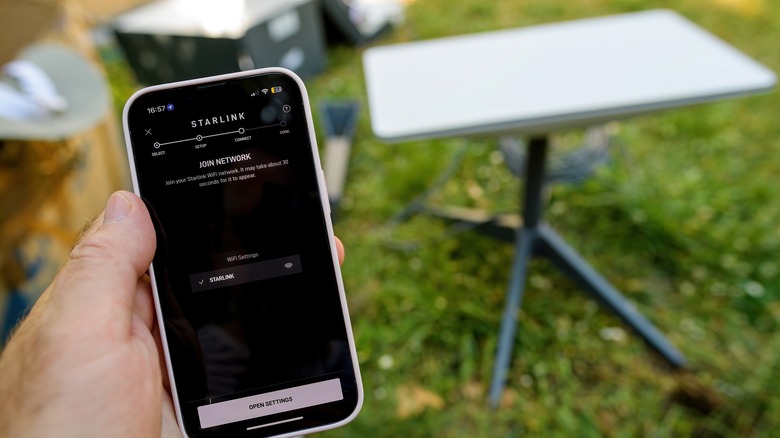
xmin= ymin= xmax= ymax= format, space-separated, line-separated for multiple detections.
xmin=199 ymin=279 xmax=205 ymax=285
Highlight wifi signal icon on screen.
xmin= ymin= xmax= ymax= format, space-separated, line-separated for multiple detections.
xmin=261 ymin=89 xmax=269 ymax=95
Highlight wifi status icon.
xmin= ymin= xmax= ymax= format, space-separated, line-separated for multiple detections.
xmin=261 ymin=89 xmax=269 ymax=95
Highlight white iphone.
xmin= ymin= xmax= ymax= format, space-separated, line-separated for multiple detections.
xmin=122 ymin=67 xmax=363 ymax=437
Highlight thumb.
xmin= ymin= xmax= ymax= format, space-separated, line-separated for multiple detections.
xmin=48 ymin=191 xmax=156 ymax=336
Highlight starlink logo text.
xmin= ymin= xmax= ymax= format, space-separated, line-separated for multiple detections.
xmin=191 ymin=112 xmax=245 ymax=128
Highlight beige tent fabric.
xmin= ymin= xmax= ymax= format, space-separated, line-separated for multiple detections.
xmin=0 ymin=1 xmax=130 ymax=300
xmin=0 ymin=0 xmax=60 ymax=65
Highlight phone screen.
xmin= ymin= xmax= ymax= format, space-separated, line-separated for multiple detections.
xmin=123 ymin=70 xmax=362 ymax=437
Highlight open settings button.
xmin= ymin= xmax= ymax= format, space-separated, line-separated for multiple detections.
xmin=197 ymin=378 xmax=344 ymax=429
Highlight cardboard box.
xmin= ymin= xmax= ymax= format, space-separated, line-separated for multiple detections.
xmin=112 ymin=0 xmax=327 ymax=85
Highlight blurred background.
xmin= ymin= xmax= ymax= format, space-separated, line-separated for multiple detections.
xmin=2 ymin=0 xmax=779 ymax=436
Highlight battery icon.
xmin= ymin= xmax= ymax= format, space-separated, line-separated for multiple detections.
xmin=270 ymin=86 xmax=283 ymax=94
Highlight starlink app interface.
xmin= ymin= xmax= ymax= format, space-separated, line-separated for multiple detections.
xmin=126 ymin=73 xmax=359 ymax=437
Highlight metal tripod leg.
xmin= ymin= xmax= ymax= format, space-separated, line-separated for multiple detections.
xmin=487 ymin=227 xmax=537 ymax=407
xmin=536 ymin=225 xmax=686 ymax=367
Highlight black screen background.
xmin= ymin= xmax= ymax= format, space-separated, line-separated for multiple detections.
xmin=126 ymin=72 xmax=359 ymax=437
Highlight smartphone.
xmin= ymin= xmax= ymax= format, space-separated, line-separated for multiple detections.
xmin=122 ymin=68 xmax=363 ymax=437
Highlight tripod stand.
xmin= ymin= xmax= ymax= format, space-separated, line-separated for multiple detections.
xmin=481 ymin=135 xmax=686 ymax=407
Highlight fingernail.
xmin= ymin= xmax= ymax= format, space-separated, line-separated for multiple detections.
xmin=104 ymin=192 xmax=131 ymax=223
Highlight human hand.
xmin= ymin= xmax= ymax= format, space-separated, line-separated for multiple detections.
xmin=0 ymin=190 xmax=346 ymax=437
xmin=0 ymin=191 xmax=162 ymax=436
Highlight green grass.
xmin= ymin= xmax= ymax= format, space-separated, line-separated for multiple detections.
xmin=107 ymin=0 xmax=780 ymax=435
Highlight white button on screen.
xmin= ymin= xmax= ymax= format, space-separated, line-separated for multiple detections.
xmin=197 ymin=378 xmax=344 ymax=429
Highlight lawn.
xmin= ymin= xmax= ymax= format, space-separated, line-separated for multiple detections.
xmin=110 ymin=0 xmax=780 ymax=435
